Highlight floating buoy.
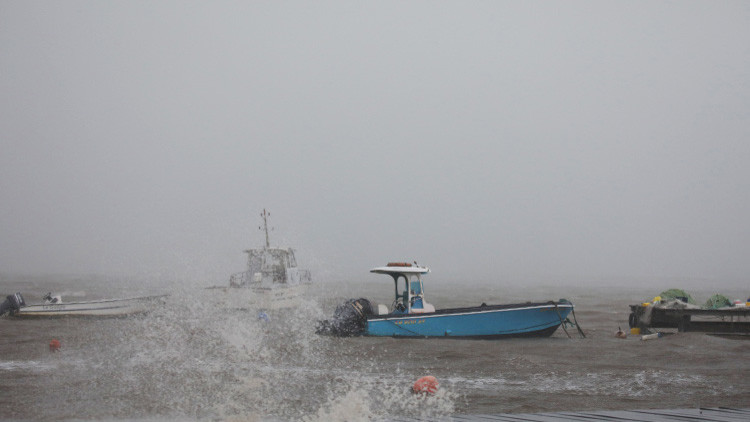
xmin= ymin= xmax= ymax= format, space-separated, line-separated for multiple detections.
xmin=615 ymin=327 xmax=627 ymax=339
xmin=49 ymin=339 xmax=61 ymax=352
xmin=412 ymin=375 xmax=439 ymax=395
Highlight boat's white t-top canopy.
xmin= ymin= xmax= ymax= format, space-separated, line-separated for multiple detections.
xmin=370 ymin=262 xmax=435 ymax=314
xmin=370 ymin=263 xmax=430 ymax=276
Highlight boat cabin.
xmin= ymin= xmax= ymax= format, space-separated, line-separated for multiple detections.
xmin=370 ymin=263 xmax=435 ymax=315
xmin=230 ymin=247 xmax=310 ymax=287
xmin=228 ymin=209 xmax=312 ymax=288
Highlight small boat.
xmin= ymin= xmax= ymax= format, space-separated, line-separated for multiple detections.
xmin=318 ymin=262 xmax=575 ymax=339
xmin=0 ymin=292 xmax=167 ymax=317
xmin=222 ymin=209 xmax=312 ymax=310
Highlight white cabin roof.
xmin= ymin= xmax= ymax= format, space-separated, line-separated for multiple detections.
xmin=370 ymin=265 xmax=430 ymax=275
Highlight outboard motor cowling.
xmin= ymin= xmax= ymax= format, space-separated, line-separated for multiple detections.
xmin=0 ymin=293 xmax=26 ymax=316
xmin=316 ymin=298 xmax=373 ymax=336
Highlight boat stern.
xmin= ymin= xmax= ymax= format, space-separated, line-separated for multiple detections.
xmin=0 ymin=293 xmax=26 ymax=316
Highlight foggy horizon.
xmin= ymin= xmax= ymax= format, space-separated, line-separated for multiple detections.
xmin=2 ymin=2 xmax=748 ymax=289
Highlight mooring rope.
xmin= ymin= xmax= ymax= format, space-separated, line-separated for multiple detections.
xmin=570 ymin=305 xmax=586 ymax=338
xmin=551 ymin=301 xmax=572 ymax=338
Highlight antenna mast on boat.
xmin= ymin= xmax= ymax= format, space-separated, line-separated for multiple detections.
xmin=260 ymin=209 xmax=271 ymax=248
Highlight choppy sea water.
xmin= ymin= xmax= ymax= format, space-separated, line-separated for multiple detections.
xmin=1 ymin=274 xmax=748 ymax=421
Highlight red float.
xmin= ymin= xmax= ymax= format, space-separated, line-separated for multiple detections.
xmin=412 ymin=375 xmax=439 ymax=394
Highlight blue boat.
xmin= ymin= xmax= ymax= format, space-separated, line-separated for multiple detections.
xmin=317 ymin=262 xmax=577 ymax=339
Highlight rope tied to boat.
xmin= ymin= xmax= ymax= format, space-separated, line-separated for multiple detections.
xmin=570 ymin=305 xmax=586 ymax=338
xmin=549 ymin=301 xmax=585 ymax=339
xmin=551 ymin=301 xmax=572 ymax=338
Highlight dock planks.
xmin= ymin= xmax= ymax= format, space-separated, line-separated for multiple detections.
xmin=385 ymin=407 xmax=750 ymax=421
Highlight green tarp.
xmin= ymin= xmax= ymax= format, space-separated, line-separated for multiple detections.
xmin=658 ymin=288 xmax=696 ymax=305
xmin=703 ymin=294 xmax=732 ymax=309
xmin=648 ymin=289 xmax=736 ymax=309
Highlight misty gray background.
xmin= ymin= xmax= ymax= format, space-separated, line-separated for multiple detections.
xmin=1 ymin=2 xmax=748 ymax=288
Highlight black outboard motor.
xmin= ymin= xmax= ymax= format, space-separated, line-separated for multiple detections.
xmin=316 ymin=298 xmax=373 ymax=336
xmin=0 ymin=293 xmax=26 ymax=316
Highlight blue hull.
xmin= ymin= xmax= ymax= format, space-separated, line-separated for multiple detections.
xmin=366 ymin=302 xmax=573 ymax=338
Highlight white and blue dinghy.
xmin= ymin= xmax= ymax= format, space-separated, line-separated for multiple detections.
xmin=318 ymin=262 xmax=581 ymax=339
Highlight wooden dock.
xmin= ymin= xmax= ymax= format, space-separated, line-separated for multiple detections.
xmin=386 ymin=407 xmax=750 ymax=421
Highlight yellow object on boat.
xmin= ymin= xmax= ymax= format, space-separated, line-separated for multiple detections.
xmin=631 ymin=327 xmax=640 ymax=335
xmin=642 ymin=302 xmax=651 ymax=307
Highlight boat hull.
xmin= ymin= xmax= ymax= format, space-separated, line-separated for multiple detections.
xmin=366 ymin=302 xmax=573 ymax=338
xmin=251 ymin=284 xmax=307 ymax=310
xmin=209 ymin=284 xmax=308 ymax=310
xmin=13 ymin=295 xmax=166 ymax=317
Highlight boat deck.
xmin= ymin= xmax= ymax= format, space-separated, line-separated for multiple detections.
xmin=386 ymin=407 xmax=750 ymax=421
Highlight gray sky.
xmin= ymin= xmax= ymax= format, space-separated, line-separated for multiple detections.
xmin=1 ymin=1 xmax=748 ymax=286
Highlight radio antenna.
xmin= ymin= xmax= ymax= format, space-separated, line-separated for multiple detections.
xmin=260 ymin=209 xmax=271 ymax=248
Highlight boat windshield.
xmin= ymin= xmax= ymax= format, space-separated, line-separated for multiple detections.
xmin=410 ymin=280 xmax=422 ymax=295
xmin=246 ymin=248 xmax=291 ymax=284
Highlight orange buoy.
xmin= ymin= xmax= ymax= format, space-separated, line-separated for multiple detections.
xmin=49 ymin=339 xmax=61 ymax=352
xmin=412 ymin=375 xmax=439 ymax=395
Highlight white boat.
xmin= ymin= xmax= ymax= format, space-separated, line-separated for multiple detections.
xmin=223 ymin=209 xmax=312 ymax=310
xmin=0 ymin=292 xmax=167 ymax=317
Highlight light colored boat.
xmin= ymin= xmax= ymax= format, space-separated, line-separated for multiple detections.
xmin=223 ymin=209 xmax=312 ymax=310
xmin=1 ymin=292 xmax=167 ymax=317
